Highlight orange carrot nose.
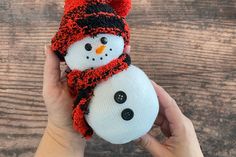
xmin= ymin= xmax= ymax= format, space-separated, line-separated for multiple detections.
xmin=96 ymin=45 xmax=106 ymax=55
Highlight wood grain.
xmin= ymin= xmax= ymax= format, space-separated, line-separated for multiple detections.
xmin=0 ymin=0 xmax=235 ymax=157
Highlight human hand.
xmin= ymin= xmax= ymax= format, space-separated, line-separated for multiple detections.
xmin=135 ymin=81 xmax=204 ymax=157
xmin=35 ymin=45 xmax=86 ymax=157
xmin=42 ymin=45 xmax=77 ymax=135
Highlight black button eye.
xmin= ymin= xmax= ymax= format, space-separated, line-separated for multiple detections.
xmin=121 ymin=108 xmax=134 ymax=121
xmin=85 ymin=43 xmax=92 ymax=51
xmin=101 ymin=37 xmax=108 ymax=45
xmin=114 ymin=91 xmax=127 ymax=104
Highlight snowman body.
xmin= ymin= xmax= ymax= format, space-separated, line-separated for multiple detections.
xmin=65 ymin=34 xmax=159 ymax=144
xmin=85 ymin=65 xmax=159 ymax=144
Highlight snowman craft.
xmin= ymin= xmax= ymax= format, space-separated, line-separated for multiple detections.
xmin=51 ymin=0 xmax=159 ymax=144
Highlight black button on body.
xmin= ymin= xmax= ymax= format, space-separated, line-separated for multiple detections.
xmin=121 ymin=108 xmax=134 ymax=121
xmin=114 ymin=91 xmax=127 ymax=104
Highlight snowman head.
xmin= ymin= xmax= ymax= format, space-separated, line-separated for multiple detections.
xmin=65 ymin=34 xmax=125 ymax=70
xmin=51 ymin=0 xmax=131 ymax=64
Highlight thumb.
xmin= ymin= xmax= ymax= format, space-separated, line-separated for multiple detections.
xmin=135 ymin=134 xmax=172 ymax=157
xmin=43 ymin=45 xmax=61 ymax=88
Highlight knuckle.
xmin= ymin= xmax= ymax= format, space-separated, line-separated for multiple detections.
xmin=182 ymin=116 xmax=194 ymax=132
xmin=42 ymin=89 xmax=46 ymax=98
xmin=171 ymin=98 xmax=176 ymax=104
xmin=185 ymin=117 xmax=193 ymax=126
xmin=42 ymin=90 xmax=47 ymax=99
xmin=42 ymin=88 xmax=51 ymax=99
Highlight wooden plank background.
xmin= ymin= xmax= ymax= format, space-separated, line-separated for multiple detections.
xmin=0 ymin=0 xmax=235 ymax=157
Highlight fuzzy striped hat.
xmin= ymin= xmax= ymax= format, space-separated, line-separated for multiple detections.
xmin=51 ymin=0 xmax=131 ymax=61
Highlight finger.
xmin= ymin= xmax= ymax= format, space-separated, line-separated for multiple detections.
xmin=151 ymin=81 xmax=184 ymax=136
xmin=124 ymin=45 xmax=131 ymax=54
xmin=135 ymin=134 xmax=172 ymax=157
xmin=43 ymin=45 xmax=61 ymax=87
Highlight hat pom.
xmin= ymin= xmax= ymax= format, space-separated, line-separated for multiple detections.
xmin=109 ymin=0 xmax=131 ymax=17
xmin=64 ymin=0 xmax=86 ymax=14
xmin=65 ymin=0 xmax=131 ymax=17
xmin=87 ymin=0 xmax=112 ymax=3
xmin=87 ymin=0 xmax=131 ymax=17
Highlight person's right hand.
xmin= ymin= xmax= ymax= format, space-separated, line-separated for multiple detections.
xmin=135 ymin=81 xmax=204 ymax=157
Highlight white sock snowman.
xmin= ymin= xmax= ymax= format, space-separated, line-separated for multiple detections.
xmin=51 ymin=0 xmax=159 ymax=144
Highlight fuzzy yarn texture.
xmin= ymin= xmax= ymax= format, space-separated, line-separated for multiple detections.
xmin=51 ymin=0 xmax=131 ymax=61
xmin=85 ymin=65 xmax=159 ymax=144
xmin=67 ymin=53 xmax=131 ymax=139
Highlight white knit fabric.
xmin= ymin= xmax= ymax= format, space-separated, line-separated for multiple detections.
xmin=85 ymin=65 xmax=159 ymax=144
xmin=65 ymin=33 xmax=159 ymax=144
xmin=65 ymin=34 xmax=124 ymax=71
